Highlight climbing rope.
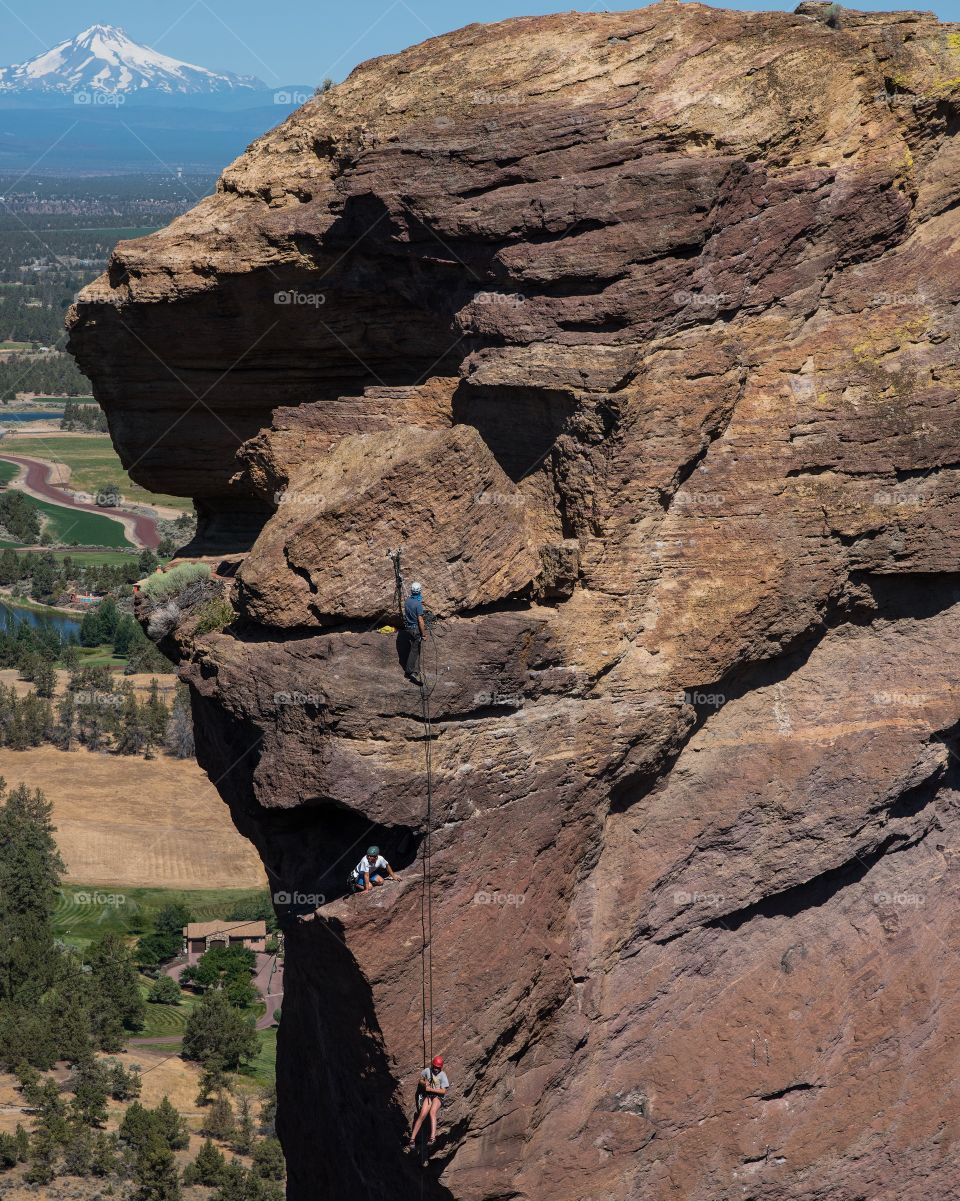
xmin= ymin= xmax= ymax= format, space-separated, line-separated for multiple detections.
xmin=389 ymin=548 xmax=438 ymax=1067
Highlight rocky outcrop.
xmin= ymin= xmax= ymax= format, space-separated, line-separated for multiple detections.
xmin=68 ymin=3 xmax=960 ymax=1198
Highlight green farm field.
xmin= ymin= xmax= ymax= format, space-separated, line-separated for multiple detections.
xmin=53 ymin=884 xmax=271 ymax=951
xmin=0 ymin=456 xmax=133 ymax=546
xmin=5 ymin=433 xmax=191 ymax=511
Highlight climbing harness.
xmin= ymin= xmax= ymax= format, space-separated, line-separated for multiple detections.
xmin=388 ymin=548 xmax=438 ymax=1068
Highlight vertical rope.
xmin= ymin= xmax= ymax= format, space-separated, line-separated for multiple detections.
xmin=391 ymin=549 xmax=436 ymax=1068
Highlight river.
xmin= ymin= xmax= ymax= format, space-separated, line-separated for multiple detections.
xmin=0 ymin=598 xmax=81 ymax=639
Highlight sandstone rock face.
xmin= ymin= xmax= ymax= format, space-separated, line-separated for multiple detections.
xmin=68 ymin=3 xmax=960 ymax=1199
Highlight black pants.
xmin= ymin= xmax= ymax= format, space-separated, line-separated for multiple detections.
xmin=405 ymin=631 xmax=421 ymax=677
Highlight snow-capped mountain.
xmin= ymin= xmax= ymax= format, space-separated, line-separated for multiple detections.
xmin=0 ymin=25 xmax=267 ymax=95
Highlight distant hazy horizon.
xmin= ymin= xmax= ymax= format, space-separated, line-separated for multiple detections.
xmin=0 ymin=0 xmax=957 ymax=90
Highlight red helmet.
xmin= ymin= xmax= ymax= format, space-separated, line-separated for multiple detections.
xmin=432 ymin=1055 xmax=444 ymax=1069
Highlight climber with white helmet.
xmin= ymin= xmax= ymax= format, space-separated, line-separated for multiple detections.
xmin=409 ymin=1055 xmax=449 ymax=1149
xmin=403 ymin=581 xmax=427 ymax=685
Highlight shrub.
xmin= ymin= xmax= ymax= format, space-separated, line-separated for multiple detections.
xmin=194 ymin=596 xmax=234 ymax=635
xmin=182 ymin=992 xmax=259 ymax=1070
xmin=183 ymin=1138 xmax=226 ymax=1186
xmin=148 ymin=976 xmax=182 ymax=1005
xmin=147 ymin=601 xmax=182 ymax=642
xmin=140 ymin=562 xmax=210 ymax=603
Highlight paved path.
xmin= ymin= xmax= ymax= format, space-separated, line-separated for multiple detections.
xmin=0 ymin=452 xmax=160 ymax=549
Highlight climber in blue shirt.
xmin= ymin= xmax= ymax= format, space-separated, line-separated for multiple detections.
xmin=403 ymin=582 xmax=426 ymax=684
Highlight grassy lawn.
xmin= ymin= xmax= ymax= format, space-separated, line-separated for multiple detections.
xmin=0 ymin=458 xmax=132 ymax=546
xmin=0 ymin=340 xmax=33 ymax=351
xmin=14 ymin=547 xmax=140 ymax=567
xmin=6 ymin=434 xmax=191 ymax=512
xmin=241 ymin=1026 xmax=278 ymax=1087
xmin=31 ymin=493 xmax=132 ymax=547
xmin=137 ymin=974 xmax=201 ymax=1040
xmin=53 ymin=884 xmax=271 ymax=950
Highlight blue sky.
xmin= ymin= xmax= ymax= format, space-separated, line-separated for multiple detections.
xmin=2 ymin=0 xmax=959 ymax=86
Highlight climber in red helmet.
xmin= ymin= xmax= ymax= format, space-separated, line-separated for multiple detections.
xmin=409 ymin=1055 xmax=449 ymax=1149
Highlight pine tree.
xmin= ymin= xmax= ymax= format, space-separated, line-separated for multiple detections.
xmin=0 ymin=782 xmax=64 ymax=1003
xmin=134 ymin=1131 xmax=181 ymax=1201
xmin=196 ymin=1053 xmax=228 ymax=1106
xmin=70 ymin=1056 xmax=110 ymax=1126
xmin=182 ymin=990 xmax=259 ymax=1070
xmin=153 ymin=1096 xmax=189 ymax=1150
xmin=88 ymin=932 xmax=145 ymax=1040
xmin=233 ymin=1094 xmax=255 ymax=1154
xmin=183 ymin=1137 xmax=226 ymax=1186
xmin=203 ymin=1090 xmax=235 ymax=1141
xmin=252 ymin=1137 xmax=285 ymax=1181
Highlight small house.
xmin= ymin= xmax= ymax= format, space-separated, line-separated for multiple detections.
xmin=182 ymin=919 xmax=267 ymax=959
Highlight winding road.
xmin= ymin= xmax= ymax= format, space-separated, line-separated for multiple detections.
xmin=0 ymin=452 xmax=161 ymax=549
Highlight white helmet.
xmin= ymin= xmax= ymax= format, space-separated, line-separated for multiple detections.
xmin=410 ymin=582 xmax=422 ymax=594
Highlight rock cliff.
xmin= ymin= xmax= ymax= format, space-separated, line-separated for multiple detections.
xmin=68 ymin=3 xmax=960 ymax=1198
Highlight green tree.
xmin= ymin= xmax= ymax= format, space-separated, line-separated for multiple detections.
xmin=0 ymin=1131 xmax=19 ymax=1169
xmin=252 ymin=1137 xmax=285 ymax=1181
xmin=70 ymin=1056 xmax=110 ymax=1127
xmin=148 ymin=975 xmax=182 ymax=1005
xmin=182 ymin=989 xmax=259 ymax=1076
xmin=107 ymin=1058 xmax=142 ymax=1101
xmin=136 ymin=901 xmax=190 ymax=968
xmin=88 ymin=932 xmax=145 ymax=1041
xmin=196 ymin=1053 xmax=228 ymax=1106
xmin=183 ymin=1137 xmax=227 ymax=1186
xmin=0 ymin=782 xmax=64 ymax=1004
xmin=233 ymin=1094 xmax=255 ymax=1154
xmin=134 ymin=1132 xmax=181 ymax=1201
xmin=202 ymin=1090 xmax=235 ymax=1141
